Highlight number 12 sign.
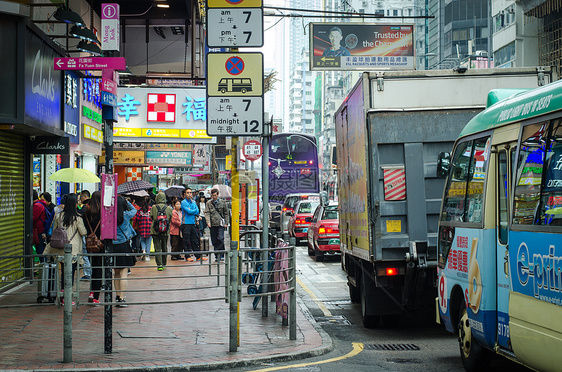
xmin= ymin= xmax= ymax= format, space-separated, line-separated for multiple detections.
xmin=206 ymin=96 xmax=263 ymax=136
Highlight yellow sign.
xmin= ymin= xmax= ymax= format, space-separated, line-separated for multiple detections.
xmin=100 ymin=151 xmax=145 ymax=165
xmin=226 ymin=155 xmax=232 ymax=170
xmin=180 ymin=129 xmax=212 ymax=139
xmin=143 ymin=128 xmax=180 ymax=138
xmin=114 ymin=128 xmax=142 ymax=137
xmin=207 ymin=0 xmax=262 ymax=8
xmin=386 ymin=220 xmax=402 ymax=233
xmin=84 ymin=124 xmax=103 ymax=143
xmin=207 ymin=53 xmax=263 ymax=97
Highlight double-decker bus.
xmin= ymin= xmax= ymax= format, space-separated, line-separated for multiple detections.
xmin=436 ymin=80 xmax=562 ymax=371
xmin=268 ymin=133 xmax=320 ymax=230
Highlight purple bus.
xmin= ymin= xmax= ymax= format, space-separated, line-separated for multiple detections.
xmin=269 ymin=133 xmax=320 ymax=230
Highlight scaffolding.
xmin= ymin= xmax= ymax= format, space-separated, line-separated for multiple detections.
xmin=524 ymin=0 xmax=562 ymax=75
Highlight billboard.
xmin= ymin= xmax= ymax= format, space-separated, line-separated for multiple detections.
xmin=114 ymin=87 xmax=216 ymax=144
xmin=310 ymin=23 xmax=414 ymax=71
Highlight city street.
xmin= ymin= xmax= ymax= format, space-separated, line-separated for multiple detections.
xmin=229 ymin=246 xmax=532 ymax=372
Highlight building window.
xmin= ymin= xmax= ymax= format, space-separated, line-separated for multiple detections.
xmin=494 ymin=42 xmax=515 ymax=67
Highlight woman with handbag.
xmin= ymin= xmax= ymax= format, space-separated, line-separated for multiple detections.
xmin=84 ymin=191 xmax=103 ymax=304
xmin=44 ymin=193 xmax=87 ymax=303
xmin=113 ymin=196 xmax=137 ymax=307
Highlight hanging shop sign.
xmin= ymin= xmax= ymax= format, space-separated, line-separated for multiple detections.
xmin=64 ymin=71 xmax=80 ymax=144
xmin=31 ymin=136 xmax=70 ymax=155
xmin=145 ymin=151 xmax=193 ymax=166
xmin=24 ymin=28 xmax=63 ymax=129
xmin=114 ymin=87 xmax=216 ymax=144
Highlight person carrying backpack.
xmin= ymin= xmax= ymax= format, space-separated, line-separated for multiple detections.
xmin=32 ymin=191 xmax=50 ymax=260
xmin=150 ymin=192 xmax=172 ymax=271
xmin=40 ymin=192 xmax=55 ymax=242
xmin=133 ymin=197 xmax=152 ymax=262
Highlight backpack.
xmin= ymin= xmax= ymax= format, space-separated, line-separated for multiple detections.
xmin=154 ymin=205 xmax=169 ymax=234
xmin=50 ymin=215 xmax=78 ymax=249
xmin=43 ymin=206 xmax=55 ymax=236
xmin=85 ymin=217 xmax=104 ymax=253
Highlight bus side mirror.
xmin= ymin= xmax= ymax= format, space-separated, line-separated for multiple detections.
xmin=437 ymin=152 xmax=451 ymax=178
xmin=320 ymin=191 xmax=329 ymax=207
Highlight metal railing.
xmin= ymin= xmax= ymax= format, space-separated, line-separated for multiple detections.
xmin=0 ymin=235 xmax=296 ymax=361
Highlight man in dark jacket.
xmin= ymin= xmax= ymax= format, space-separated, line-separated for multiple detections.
xmin=204 ymin=188 xmax=230 ymax=262
xmin=32 ymin=190 xmax=50 ymax=258
xmin=150 ymin=192 xmax=173 ymax=270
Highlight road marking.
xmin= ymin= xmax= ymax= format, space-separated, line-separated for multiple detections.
xmin=249 ymin=342 xmax=364 ymax=371
xmin=296 ymin=276 xmax=332 ymax=317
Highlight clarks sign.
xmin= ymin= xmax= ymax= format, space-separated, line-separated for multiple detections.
xmin=31 ymin=136 xmax=70 ymax=155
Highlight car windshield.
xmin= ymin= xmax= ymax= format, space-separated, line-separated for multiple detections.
xmin=323 ymin=207 xmax=338 ymax=220
xmin=297 ymin=202 xmax=319 ymax=214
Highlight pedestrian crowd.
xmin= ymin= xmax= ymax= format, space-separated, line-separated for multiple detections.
xmin=32 ymin=185 xmax=230 ymax=307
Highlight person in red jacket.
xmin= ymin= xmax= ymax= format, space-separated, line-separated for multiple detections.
xmin=32 ymin=190 xmax=49 ymax=258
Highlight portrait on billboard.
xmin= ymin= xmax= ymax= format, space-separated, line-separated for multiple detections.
xmin=311 ymin=23 xmax=415 ymax=71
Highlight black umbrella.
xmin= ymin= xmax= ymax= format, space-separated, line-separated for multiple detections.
xmin=164 ymin=185 xmax=185 ymax=198
xmin=117 ymin=180 xmax=155 ymax=194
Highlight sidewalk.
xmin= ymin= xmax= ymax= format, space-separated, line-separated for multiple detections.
xmin=0 ymin=256 xmax=332 ymax=371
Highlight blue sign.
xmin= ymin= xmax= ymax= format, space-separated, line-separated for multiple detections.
xmin=101 ymin=91 xmax=117 ymax=107
xmin=102 ymin=106 xmax=119 ymax=121
xmin=64 ymin=71 xmax=80 ymax=144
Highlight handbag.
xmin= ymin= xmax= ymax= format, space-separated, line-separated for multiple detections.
xmin=85 ymin=217 xmax=104 ymax=253
xmin=50 ymin=215 xmax=78 ymax=249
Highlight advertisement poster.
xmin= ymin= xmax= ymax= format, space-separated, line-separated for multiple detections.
xmin=310 ymin=23 xmax=414 ymax=71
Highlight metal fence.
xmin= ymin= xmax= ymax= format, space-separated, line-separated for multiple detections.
xmin=0 ymin=235 xmax=296 ymax=362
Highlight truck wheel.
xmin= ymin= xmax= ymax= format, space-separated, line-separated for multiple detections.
xmin=360 ymin=275 xmax=380 ymax=328
xmin=458 ymin=301 xmax=490 ymax=371
xmin=349 ymin=282 xmax=360 ymax=303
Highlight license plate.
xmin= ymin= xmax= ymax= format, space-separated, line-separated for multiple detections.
xmin=328 ymin=238 xmax=340 ymax=245
xmin=303 ymin=228 xmax=308 ymax=233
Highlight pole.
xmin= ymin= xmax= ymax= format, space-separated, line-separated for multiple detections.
xmin=289 ymin=237 xmax=296 ymax=340
xmin=63 ymin=244 xmax=73 ymax=362
xmin=229 ymin=241 xmax=238 ymax=352
xmin=103 ymin=107 xmax=114 ymax=355
xmin=231 ymin=136 xmax=240 ymax=346
xmin=261 ymin=122 xmax=270 ymax=317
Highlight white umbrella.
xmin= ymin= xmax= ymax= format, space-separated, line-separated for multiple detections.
xmin=210 ymin=184 xmax=232 ymax=198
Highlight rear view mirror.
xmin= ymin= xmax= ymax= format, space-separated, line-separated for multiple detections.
xmin=436 ymin=152 xmax=451 ymax=178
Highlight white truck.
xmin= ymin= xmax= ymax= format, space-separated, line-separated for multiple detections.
xmin=335 ymin=68 xmax=554 ymax=327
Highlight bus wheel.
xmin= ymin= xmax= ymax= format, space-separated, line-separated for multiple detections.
xmin=220 ymin=88 xmax=226 ymax=93
xmin=458 ymin=301 xmax=490 ymax=371
xmin=241 ymin=88 xmax=247 ymax=93
xmin=360 ymin=275 xmax=380 ymax=328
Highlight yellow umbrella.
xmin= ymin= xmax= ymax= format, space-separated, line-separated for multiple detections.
xmin=48 ymin=168 xmax=100 ymax=183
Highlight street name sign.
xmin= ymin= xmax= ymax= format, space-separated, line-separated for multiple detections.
xmin=101 ymin=91 xmax=117 ymax=107
xmin=54 ymin=57 xmax=126 ymax=70
xmin=207 ymin=8 xmax=263 ymax=48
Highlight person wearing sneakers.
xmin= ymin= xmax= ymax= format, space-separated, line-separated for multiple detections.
xmin=83 ymin=191 xmax=103 ymax=304
xmin=112 ymin=196 xmax=137 ymax=307
xmin=133 ymin=197 xmax=152 ymax=262
xmin=150 ymin=192 xmax=173 ymax=270
xmin=181 ymin=187 xmax=205 ymax=261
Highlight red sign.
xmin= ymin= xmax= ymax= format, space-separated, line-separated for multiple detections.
xmin=54 ymin=57 xmax=126 ymax=70
xmin=147 ymin=93 xmax=176 ymax=122
xmin=101 ymin=78 xmax=117 ymax=95
xmin=243 ymin=140 xmax=262 ymax=161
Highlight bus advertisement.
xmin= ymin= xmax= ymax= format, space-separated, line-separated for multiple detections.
xmin=436 ymin=78 xmax=562 ymax=371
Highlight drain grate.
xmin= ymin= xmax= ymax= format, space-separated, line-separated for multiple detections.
xmin=314 ymin=315 xmax=351 ymax=325
xmin=363 ymin=343 xmax=420 ymax=351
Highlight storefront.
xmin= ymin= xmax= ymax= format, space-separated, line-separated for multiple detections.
xmin=0 ymin=14 xmax=65 ymax=284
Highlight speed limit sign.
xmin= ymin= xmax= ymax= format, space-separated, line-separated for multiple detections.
xmin=243 ymin=140 xmax=262 ymax=161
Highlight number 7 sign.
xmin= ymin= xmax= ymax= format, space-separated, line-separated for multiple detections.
xmin=207 ymin=8 xmax=263 ymax=48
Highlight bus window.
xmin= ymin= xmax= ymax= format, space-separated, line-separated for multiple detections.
xmin=498 ymin=150 xmax=509 ymax=244
xmin=441 ymin=137 xmax=490 ymax=223
xmin=513 ymin=122 xmax=549 ymax=225
xmin=541 ymin=120 xmax=562 ymax=225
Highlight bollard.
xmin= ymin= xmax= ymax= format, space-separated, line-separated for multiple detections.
xmin=63 ymin=244 xmax=73 ymax=362
xmin=229 ymin=241 xmax=238 ymax=352
xmin=288 ymin=238 xmax=297 ymax=340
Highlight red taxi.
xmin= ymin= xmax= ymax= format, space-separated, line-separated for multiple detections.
xmin=287 ymin=200 xmax=320 ymax=245
xmin=306 ymin=203 xmax=340 ymax=261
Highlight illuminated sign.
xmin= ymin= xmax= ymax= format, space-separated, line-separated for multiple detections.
xmin=84 ymin=123 xmax=103 ymax=143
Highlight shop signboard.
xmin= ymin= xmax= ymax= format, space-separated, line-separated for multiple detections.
xmin=309 ymin=23 xmax=415 ymax=71
xmin=145 ymin=151 xmax=193 ymax=166
xmin=114 ymin=87 xmax=216 ymax=144
xmin=31 ymin=136 xmax=70 ymax=155
xmin=64 ymin=71 xmax=80 ymax=144
xmin=24 ymin=28 xmax=63 ymax=130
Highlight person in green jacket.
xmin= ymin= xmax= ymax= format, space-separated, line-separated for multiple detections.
xmin=150 ymin=192 xmax=173 ymax=271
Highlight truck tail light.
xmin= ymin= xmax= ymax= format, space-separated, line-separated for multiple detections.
xmin=386 ymin=268 xmax=398 ymax=276
xmin=377 ymin=266 xmax=403 ymax=276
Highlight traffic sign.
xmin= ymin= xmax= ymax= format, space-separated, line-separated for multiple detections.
xmin=207 ymin=8 xmax=263 ymax=48
xmin=206 ymin=52 xmax=263 ymax=97
xmin=101 ymin=77 xmax=117 ymax=95
xmin=208 ymin=0 xmax=262 ymax=8
xmin=54 ymin=57 xmax=126 ymax=70
xmin=243 ymin=140 xmax=263 ymax=161
xmin=207 ymin=96 xmax=263 ymax=136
